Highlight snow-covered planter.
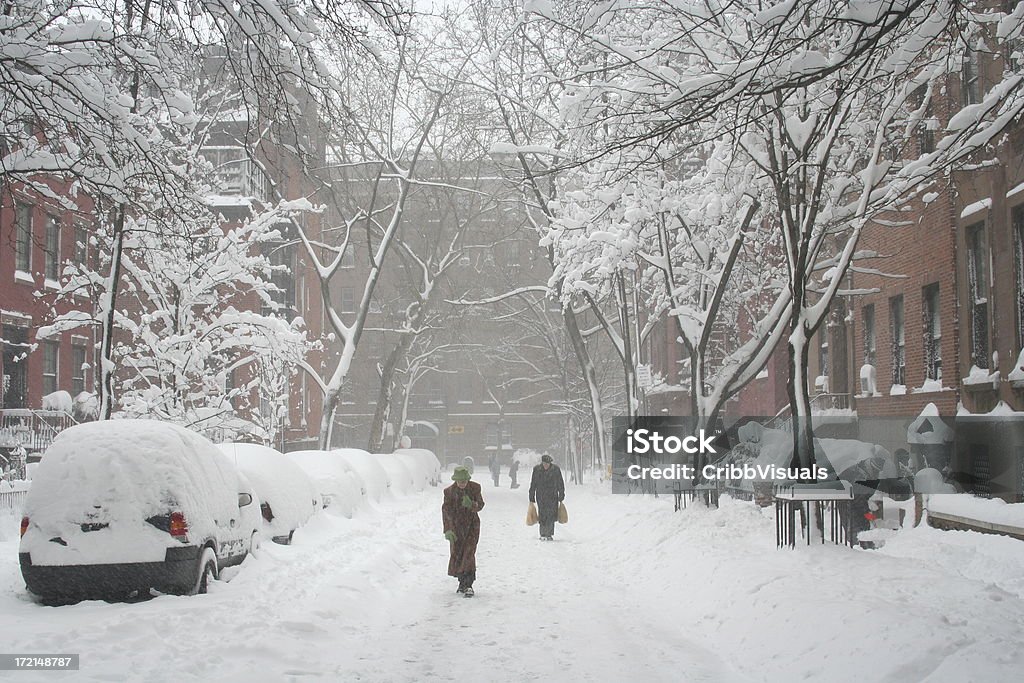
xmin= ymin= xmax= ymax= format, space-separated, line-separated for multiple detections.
xmin=912 ymin=379 xmax=945 ymax=394
xmin=1008 ymin=348 xmax=1024 ymax=390
xmin=858 ymin=364 xmax=879 ymax=397
xmin=962 ymin=365 xmax=1000 ymax=392
xmin=217 ymin=443 xmax=322 ymax=544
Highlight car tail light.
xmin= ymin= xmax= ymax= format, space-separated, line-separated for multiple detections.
xmin=20 ymin=517 xmax=29 ymax=538
xmin=169 ymin=511 xmax=188 ymax=539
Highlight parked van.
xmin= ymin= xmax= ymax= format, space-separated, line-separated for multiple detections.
xmin=19 ymin=420 xmax=259 ymax=601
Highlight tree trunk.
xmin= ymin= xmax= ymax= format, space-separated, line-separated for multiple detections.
xmin=319 ymin=385 xmax=340 ymax=450
xmin=98 ymin=210 xmax=127 ymax=420
xmin=368 ymin=340 xmax=408 ymax=453
xmin=617 ymin=274 xmax=637 ymax=420
xmin=562 ymin=305 xmax=608 ymax=467
xmin=787 ymin=322 xmax=816 ymax=469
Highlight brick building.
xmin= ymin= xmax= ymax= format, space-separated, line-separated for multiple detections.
xmin=0 ymin=175 xmax=97 ymax=467
xmin=0 ymin=89 xmax=327 ymax=461
xmin=329 ymin=159 xmax=571 ymax=466
xmin=642 ymin=31 xmax=1024 ymax=501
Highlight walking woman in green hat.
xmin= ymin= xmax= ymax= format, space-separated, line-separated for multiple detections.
xmin=442 ymin=466 xmax=485 ymax=596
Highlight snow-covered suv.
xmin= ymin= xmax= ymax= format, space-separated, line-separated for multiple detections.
xmin=19 ymin=419 xmax=259 ymax=602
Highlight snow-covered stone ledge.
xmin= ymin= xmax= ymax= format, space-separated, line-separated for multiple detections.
xmin=927 ymin=494 xmax=1024 ymax=541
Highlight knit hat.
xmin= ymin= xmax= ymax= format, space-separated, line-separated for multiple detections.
xmin=541 ymin=454 xmax=553 ymax=463
xmin=452 ymin=466 xmax=471 ymax=481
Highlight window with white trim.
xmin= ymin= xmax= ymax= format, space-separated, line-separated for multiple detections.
xmin=923 ymin=284 xmax=941 ymax=382
xmin=890 ymin=295 xmax=905 ymax=386
xmin=967 ymin=222 xmax=990 ymax=368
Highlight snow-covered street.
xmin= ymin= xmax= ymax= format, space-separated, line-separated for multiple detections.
xmin=3 ymin=484 xmax=1024 ymax=682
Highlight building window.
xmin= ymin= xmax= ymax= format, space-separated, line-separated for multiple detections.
xmin=963 ymin=46 xmax=982 ymax=105
xmin=340 ymin=287 xmax=356 ymax=314
xmin=890 ymin=295 xmax=905 ymax=386
xmin=1006 ymin=1 xmax=1024 ymax=68
xmin=923 ymin=284 xmax=942 ymax=382
xmin=341 ymin=245 xmax=355 ymax=268
xmin=505 ymin=241 xmax=521 ymax=267
xmin=72 ymin=344 xmax=87 ymax=395
xmin=74 ymin=222 xmax=89 ymax=266
xmin=198 ymin=146 xmax=268 ymax=201
xmin=15 ymin=203 xmax=32 ymax=272
xmin=912 ymin=85 xmax=936 ymax=155
xmin=263 ymin=243 xmax=295 ymax=316
xmin=44 ymin=214 xmax=60 ymax=280
xmin=42 ymin=341 xmax=59 ymax=396
xmin=967 ymin=222 xmax=990 ymax=368
xmin=862 ymin=304 xmax=876 ymax=366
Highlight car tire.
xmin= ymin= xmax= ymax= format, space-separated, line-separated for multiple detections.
xmin=191 ymin=547 xmax=218 ymax=595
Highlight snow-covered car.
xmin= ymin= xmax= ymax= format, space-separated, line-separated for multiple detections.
xmin=286 ymin=450 xmax=367 ymax=518
xmin=332 ymin=448 xmax=390 ymax=502
xmin=373 ymin=454 xmax=417 ymax=495
xmin=218 ymin=443 xmax=322 ymax=544
xmin=19 ymin=420 xmax=260 ymax=601
xmin=393 ymin=448 xmax=442 ymax=487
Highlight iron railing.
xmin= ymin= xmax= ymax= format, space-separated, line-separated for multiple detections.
xmin=0 ymin=409 xmax=77 ymax=453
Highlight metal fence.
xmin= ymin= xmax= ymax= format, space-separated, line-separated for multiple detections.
xmin=0 ymin=409 xmax=77 ymax=453
xmin=0 ymin=489 xmax=28 ymax=513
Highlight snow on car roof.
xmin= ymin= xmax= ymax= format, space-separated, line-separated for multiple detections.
xmin=217 ymin=443 xmax=321 ymax=535
xmin=25 ymin=419 xmax=241 ymax=538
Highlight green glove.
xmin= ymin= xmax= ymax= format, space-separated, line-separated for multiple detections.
xmin=444 ymin=530 xmax=456 ymax=543
xmin=461 ymin=494 xmax=474 ymax=509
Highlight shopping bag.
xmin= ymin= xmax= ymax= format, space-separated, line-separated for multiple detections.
xmin=557 ymin=502 xmax=568 ymax=524
xmin=526 ymin=502 xmax=538 ymax=526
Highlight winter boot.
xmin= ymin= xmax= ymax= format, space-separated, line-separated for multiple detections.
xmin=463 ymin=586 xmax=474 ymax=597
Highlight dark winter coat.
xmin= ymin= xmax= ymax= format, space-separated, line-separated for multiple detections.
xmin=442 ymin=481 xmax=485 ymax=577
xmin=529 ymin=464 xmax=565 ymax=505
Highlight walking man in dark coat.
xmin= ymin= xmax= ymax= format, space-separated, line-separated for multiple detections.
xmin=488 ymin=453 xmax=500 ymax=487
xmin=529 ymin=454 xmax=564 ymax=540
xmin=442 ymin=466 xmax=485 ymax=596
